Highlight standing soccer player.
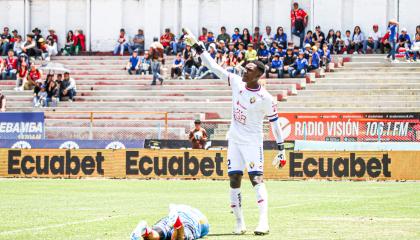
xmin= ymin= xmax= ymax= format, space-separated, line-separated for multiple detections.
xmin=184 ymin=30 xmax=286 ymax=235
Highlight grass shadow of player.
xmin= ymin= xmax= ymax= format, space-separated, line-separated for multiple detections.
xmin=207 ymin=233 xmax=254 ymax=237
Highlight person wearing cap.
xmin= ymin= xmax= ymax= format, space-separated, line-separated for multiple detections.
xmin=47 ymin=29 xmax=58 ymax=43
xmin=114 ymin=28 xmax=129 ymax=56
xmin=289 ymin=50 xmax=308 ymax=78
xmin=1 ymin=27 xmax=12 ymax=56
xmin=257 ymin=42 xmax=270 ymax=64
xmin=364 ymin=24 xmax=382 ymax=54
xmin=139 ymin=51 xmax=152 ymax=75
xmin=313 ymin=26 xmax=325 ymax=47
xmin=217 ymin=26 xmax=231 ymax=44
xmin=34 ymin=83 xmax=48 ymax=108
xmin=32 ymin=28 xmax=43 ymax=48
xmin=303 ymin=43 xmax=312 ymax=60
xmin=0 ymin=89 xmax=6 ymax=112
xmin=189 ymin=119 xmax=208 ymax=149
xmin=245 ymin=43 xmax=257 ymax=62
xmin=1 ymin=49 xmax=17 ymax=80
xmin=386 ymin=19 xmax=400 ymax=62
xmin=218 ymin=40 xmax=228 ymax=54
xmin=266 ymin=53 xmax=283 ymax=79
xmin=46 ymin=29 xmax=58 ymax=56
xmin=291 ymin=2 xmax=308 ymax=48
xmin=10 ymin=29 xmax=19 ymax=44
xmin=398 ymin=28 xmax=411 ymax=49
xmin=308 ymin=46 xmax=320 ymax=71
xmin=129 ymin=29 xmax=145 ymax=55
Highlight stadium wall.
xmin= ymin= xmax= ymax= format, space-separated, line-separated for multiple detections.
xmin=0 ymin=0 xmax=419 ymax=51
xmin=1 ymin=149 xmax=420 ymax=180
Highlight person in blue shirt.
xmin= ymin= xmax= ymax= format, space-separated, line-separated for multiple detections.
xmin=320 ymin=43 xmax=331 ymax=68
xmin=303 ymin=43 xmax=312 ymax=60
xmin=171 ymin=53 xmax=184 ymax=79
xmin=269 ymin=41 xmax=279 ymax=56
xmin=398 ymin=28 xmax=411 ymax=49
xmin=232 ymin=27 xmax=242 ymax=47
xmin=266 ymin=53 xmax=284 ymax=78
xmin=289 ymin=50 xmax=308 ymax=78
xmin=274 ymin=27 xmax=288 ymax=49
xmin=130 ymin=204 xmax=209 ymax=240
xmin=126 ymin=51 xmax=140 ymax=75
xmin=257 ymin=42 xmax=270 ymax=64
xmin=308 ymin=46 xmax=320 ymax=71
xmin=386 ymin=19 xmax=399 ymax=62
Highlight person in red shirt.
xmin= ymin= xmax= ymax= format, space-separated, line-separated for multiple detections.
xmin=291 ymin=2 xmax=308 ymax=48
xmin=198 ymin=27 xmax=208 ymax=44
xmin=10 ymin=30 xmax=18 ymax=44
xmin=252 ymin=26 xmax=262 ymax=49
xmin=15 ymin=61 xmax=28 ymax=91
xmin=160 ymin=28 xmax=175 ymax=55
xmin=2 ymin=49 xmax=17 ymax=79
xmin=26 ymin=64 xmax=42 ymax=90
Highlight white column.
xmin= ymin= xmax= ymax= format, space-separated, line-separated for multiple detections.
xmin=252 ymin=0 xmax=259 ymax=30
xmin=48 ymin=0 xmax=67 ymax=50
xmin=85 ymin=0 xmax=91 ymax=52
xmin=24 ymin=0 xmax=31 ymax=35
xmin=144 ymin=0 xmax=161 ymax=48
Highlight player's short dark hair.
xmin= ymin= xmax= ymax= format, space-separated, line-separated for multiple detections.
xmin=253 ymin=60 xmax=266 ymax=75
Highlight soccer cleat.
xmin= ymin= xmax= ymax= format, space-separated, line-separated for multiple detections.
xmin=232 ymin=223 xmax=246 ymax=235
xmin=254 ymin=224 xmax=270 ymax=236
xmin=130 ymin=220 xmax=151 ymax=240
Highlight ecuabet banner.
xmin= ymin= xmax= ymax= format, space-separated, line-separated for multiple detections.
xmin=1 ymin=149 xmax=419 ymax=180
xmin=0 ymin=112 xmax=45 ymax=139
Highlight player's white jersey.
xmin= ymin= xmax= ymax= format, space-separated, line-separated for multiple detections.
xmin=227 ymin=74 xmax=277 ymax=145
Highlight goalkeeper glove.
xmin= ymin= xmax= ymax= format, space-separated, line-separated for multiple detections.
xmin=184 ymin=28 xmax=204 ymax=55
xmin=272 ymin=143 xmax=286 ymax=169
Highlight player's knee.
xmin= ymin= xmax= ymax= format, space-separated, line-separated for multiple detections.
xmin=249 ymin=174 xmax=264 ymax=186
xmin=229 ymin=174 xmax=242 ymax=188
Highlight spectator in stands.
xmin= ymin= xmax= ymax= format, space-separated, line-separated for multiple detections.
xmin=252 ymin=27 xmax=262 ymax=48
xmin=291 ymin=2 xmax=308 ymax=48
xmin=38 ymin=38 xmax=52 ymax=61
xmin=217 ymin=26 xmax=231 ymax=44
xmin=257 ymin=42 xmax=270 ymax=64
xmin=364 ymin=24 xmax=382 ymax=54
xmin=74 ymin=30 xmax=86 ymax=54
xmin=0 ymin=89 xmax=5 ymax=112
xmin=304 ymin=30 xmax=313 ymax=46
xmin=46 ymin=29 xmax=58 ymax=54
xmin=21 ymin=34 xmax=40 ymax=58
xmin=13 ymin=35 xmax=23 ymax=56
xmin=406 ymin=33 xmax=419 ymax=62
xmin=63 ymin=31 xmax=74 ymax=55
xmin=266 ymin=53 xmax=283 ymax=78
xmin=33 ymin=83 xmax=47 ymax=108
xmin=343 ymin=30 xmax=352 ymax=54
xmin=308 ymin=46 xmax=320 ymax=71
xmin=173 ymin=28 xmax=187 ymax=55
xmin=15 ymin=61 xmax=28 ymax=91
xmin=274 ymin=26 xmax=288 ymax=49
xmin=126 ymin=51 xmax=141 ymax=75
xmin=289 ymin=50 xmax=308 ymax=78
xmin=320 ymin=43 xmax=331 ymax=69
xmin=225 ymin=51 xmax=238 ymax=74
xmin=2 ymin=49 xmax=17 ymax=80
xmin=218 ymin=40 xmax=228 ymax=54
xmin=351 ymin=26 xmax=365 ymax=54
xmin=304 ymin=43 xmax=312 ymax=60
xmin=0 ymin=57 xmax=4 ymax=78
xmin=59 ymin=72 xmax=76 ymax=101
xmin=47 ymin=29 xmax=58 ymax=45
xmin=160 ymin=28 xmax=175 ymax=55
xmin=130 ymin=29 xmax=145 ymax=55
xmin=10 ymin=29 xmax=18 ymax=44
xmin=139 ymin=51 xmax=152 ymax=75
xmin=334 ymin=30 xmax=344 ymax=54
xmin=241 ymin=28 xmax=252 ymax=47
xmin=46 ymin=78 xmax=59 ymax=107
xmin=245 ymin=43 xmax=257 ymax=62
xmin=32 ymin=28 xmax=43 ymax=48
xmin=196 ymin=44 xmax=216 ymax=79
xmin=198 ymin=27 xmax=208 ymax=44
xmin=283 ymin=48 xmax=296 ymax=77
xmin=171 ymin=53 xmax=184 ymax=79
xmin=1 ymin=27 xmax=12 ymax=56
xmin=182 ymin=44 xmax=197 ymax=80
xmin=207 ymin=31 xmax=215 ymax=44
xmin=114 ymin=28 xmax=129 ymax=56
xmin=386 ymin=19 xmax=399 ymax=62
xmin=26 ymin=64 xmax=42 ymax=90
xmin=262 ymin=26 xmax=274 ymax=47
xmin=232 ymin=28 xmax=241 ymax=47
xmin=325 ymin=29 xmax=336 ymax=53
xmin=398 ymin=28 xmax=411 ymax=49
xmin=150 ymin=37 xmax=165 ymax=85
xmin=313 ymin=26 xmax=325 ymax=47
xmin=189 ymin=119 xmax=208 ymax=149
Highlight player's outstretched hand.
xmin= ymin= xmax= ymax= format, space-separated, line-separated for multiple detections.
xmin=183 ymin=28 xmax=198 ymax=46
xmin=272 ymin=143 xmax=286 ymax=169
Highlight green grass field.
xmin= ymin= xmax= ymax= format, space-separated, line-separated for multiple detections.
xmin=0 ymin=179 xmax=419 ymax=240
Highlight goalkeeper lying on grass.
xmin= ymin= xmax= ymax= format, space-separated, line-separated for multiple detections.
xmin=130 ymin=204 xmax=209 ymax=240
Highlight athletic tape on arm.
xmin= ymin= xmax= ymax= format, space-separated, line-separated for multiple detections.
xmin=269 ymin=118 xmax=284 ymax=144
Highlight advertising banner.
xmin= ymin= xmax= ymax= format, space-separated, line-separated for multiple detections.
xmin=0 ymin=112 xmax=45 ymax=140
xmin=278 ymin=113 xmax=420 ymax=142
xmin=1 ymin=149 xmax=419 ymax=180
xmin=0 ymin=139 xmax=145 ymax=149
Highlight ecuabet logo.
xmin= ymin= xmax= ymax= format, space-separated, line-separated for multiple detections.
xmin=59 ymin=141 xmax=80 ymax=149
xmin=105 ymin=141 xmax=126 ymax=149
xmin=11 ymin=141 xmax=32 ymax=149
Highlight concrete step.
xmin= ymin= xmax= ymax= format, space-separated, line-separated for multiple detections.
xmin=278 ymin=106 xmax=419 ymax=113
xmin=7 ymin=101 xmax=234 ymax=108
xmin=337 ymin=65 xmax=420 ymax=71
xmin=277 ymin=101 xmax=420 ymax=108
xmin=45 ymin=119 xmax=193 ymax=128
xmin=327 ymin=72 xmax=420 ymax=77
xmin=297 ymin=89 xmax=420 ymax=96
xmin=317 ymin=78 xmax=420 ymax=84
xmin=286 ymin=95 xmax=420 ymax=102
xmin=306 ymin=83 xmax=420 ymax=90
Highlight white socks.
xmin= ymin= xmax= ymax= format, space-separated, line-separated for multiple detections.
xmin=254 ymin=183 xmax=269 ymax=227
xmin=230 ymin=188 xmax=245 ymax=226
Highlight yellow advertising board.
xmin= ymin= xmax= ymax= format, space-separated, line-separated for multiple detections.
xmin=1 ymin=149 xmax=419 ymax=180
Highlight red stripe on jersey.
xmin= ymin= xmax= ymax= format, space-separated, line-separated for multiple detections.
xmin=245 ymin=85 xmax=261 ymax=92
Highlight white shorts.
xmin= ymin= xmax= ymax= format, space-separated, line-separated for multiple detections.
xmin=227 ymin=141 xmax=264 ymax=176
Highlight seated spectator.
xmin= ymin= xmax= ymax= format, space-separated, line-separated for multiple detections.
xmin=160 ymin=28 xmax=175 ymax=55
xmin=293 ymin=46 xmax=300 ymax=57
xmin=46 ymin=78 xmax=59 ymax=107
xmin=274 ymin=27 xmax=288 ymax=49
xmin=289 ymin=50 xmax=308 ymax=78
xmin=225 ymin=51 xmax=238 ymax=74
xmin=252 ymin=26 xmax=262 ymax=48
xmin=62 ymin=30 xmax=74 ymax=55
xmin=150 ymin=37 xmax=165 ymax=85
xmin=26 ymin=64 xmax=42 ymax=90
xmin=38 ymin=38 xmax=51 ymax=61
xmin=320 ymin=43 xmax=331 ymax=69
xmin=59 ymin=72 xmax=76 ymax=101
xmin=32 ymin=28 xmax=43 ymax=48
xmin=244 ymin=43 xmax=257 ymax=62
xmin=266 ymin=53 xmax=283 ymax=78
xmin=343 ymin=30 xmax=352 ymax=54
xmin=217 ymin=40 xmax=228 ymax=54
xmin=232 ymin=28 xmax=241 ymax=47
xmin=33 ymin=83 xmax=47 ymax=108
xmin=351 ymin=26 xmax=365 ymax=54
xmin=2 ymin=49 xmax=17 ymax=80
xmin=334 ymin=31 xmax=344 ymax=54
xmin=114 ymin=28 xmax=129 ymax=56
xmin=217 ymin=26 xmax=231 ymax=44
xmin=15 ymin=61 xmax=28 ymax=91
xmin=313 ymin=26 xmax=325 ymax=47
xmin=398 ymin=28 xmax=411 ymax=49
xmin=326 ymin=29 xmax=336 ymax=53
xmin=0 ymin=89 xmax=6 ymax=112
xmin=207 ymin=31 xmax=215 ymax=45
xmin=257 ymin=42 xmax=270 ymax=64
xmin=196 ymin=44 xmax=216 ymax=79
xmin=55 ymin=73 xmax=63 ymax=85
xmin=13 ymin=35 xmax=23 ymax=56
xmin=303 ymin=43 xmax=312 ymax=60
xmin=73 ymin=30 xmax=86 ymax=55
xmin=198 ymin=27 xmax=208 ymax=44
xmin=46 ymin=29 xmax=59 ymax=55
xmin=126 ymin=51 xmax=141 ymax=75
xmin=235 ymin=42 xmax=245 ymax=57
xmin=21 ymin=34 xmax=40 ymax=58
xmin=10 ymin=29 xmax=19 ymax=44
xmin=171 ymin=53 xmax=184 ymax=79
xmin=262 ymin=26 xmax=274 ymax=47
xmin=182 ymin=45 xmax=197 ymax=80
xmin=364 ymin=24 xmax=382 ymax=54
xmin=172 ymin=29 xmax=187 ymax=55
xmin=215 ymin=49 xmax=225 ymax=67
xmin=283 ymin=48 xmax=296 ymax=77
xmin=130 ymin=29 xmax=145 ymax=55
xmin=139 ymin=51 xmax=152 ymax=75
xmin=44 ymin=74 xmax=54 ymax=86
xmin=227 ymin=42 xmax=236 ymax=53
xmin=241 ymin=28 xmax=252 ymax=47
xmin=406 ymin=34 xmax=419 ymax=62
xmin=308 ymin=46 xmax=320 ymax=71
xmin=1 ymin=27 xmax=12 ymax=56
xmin=304 ymin=30 xmax=313 ymax=46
